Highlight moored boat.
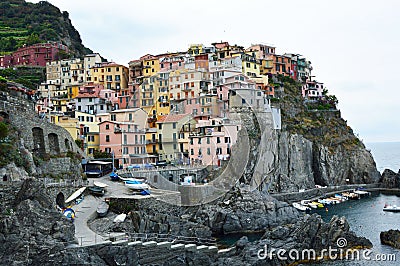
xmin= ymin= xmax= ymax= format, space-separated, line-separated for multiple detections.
xmin=311 ymin=201 xmax=324 ymax=208
xmin=293 ymin=202 xmax=311 ymax=211
xmin=383 ymin=204 xmax=400 ymax=212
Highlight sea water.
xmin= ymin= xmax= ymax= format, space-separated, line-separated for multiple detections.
xmin=313 ymin=142 xmax=400 ymax=265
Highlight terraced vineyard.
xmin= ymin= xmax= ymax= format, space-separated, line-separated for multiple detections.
xmin=0 ymin=0 xmax=91 ymax=56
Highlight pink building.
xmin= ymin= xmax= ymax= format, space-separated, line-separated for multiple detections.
xmin=5 ymin=42 xmax=69 ymax=67
xmin=159 ymin=55 xmax=185 ymax=72
xmin=188 ymin=118 xmax=240 ymax=166
xmin=98 ymin=121 xmax=146 ymax=168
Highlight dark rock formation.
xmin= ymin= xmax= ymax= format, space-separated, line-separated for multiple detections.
xmin=95 ymin=187 xmax=300 ymax=238
xmin=380 ymin=169 xmax=400 ymax=188
xmin=380 ymin=229 xmax=400 ymax=249
xmin=216 ymin=214 xmax=372 ymax=265
xmin=0 ymin=180 xmax=77 ymax=265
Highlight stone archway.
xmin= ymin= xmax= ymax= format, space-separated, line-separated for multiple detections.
xmin=48 ymin=133 xmax=60 ymax=155
xmin=32 ymin=127 xmax=45 ymax=156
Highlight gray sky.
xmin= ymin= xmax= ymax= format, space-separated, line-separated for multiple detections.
xmin=29 ymin=0 xmax=400 ymax=143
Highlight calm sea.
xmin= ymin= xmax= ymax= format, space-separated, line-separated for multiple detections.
xmin=366 ymin=142 xmax=400 ymax=173
xmin=219 ymin=142 xmax=400 ymax=265
xmin=314 ymin=141 xmax=400 ymax=265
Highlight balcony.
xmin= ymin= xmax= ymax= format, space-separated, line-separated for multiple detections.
xmin=146 ymin=139 xmax=158 ymax=144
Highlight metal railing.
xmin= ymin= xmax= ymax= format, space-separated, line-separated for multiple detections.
xmin=126 ymin=232 xmax=217 ymax=246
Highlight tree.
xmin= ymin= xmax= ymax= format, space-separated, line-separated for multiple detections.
xmin=75 ymin=139 xmax=83 ymax=149
xmin=93 ymin=150 xmax=112 ymax=159
xmin=26 ymin=33 xmax=41 ymax=46
xmin=0 ymin=122 xmax=9 ymax=140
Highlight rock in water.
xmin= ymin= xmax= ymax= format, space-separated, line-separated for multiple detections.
xmin=380 ymin=169 xmax=400 ymax=189
xmin=380 ymin=229 xmax=400 ymax=249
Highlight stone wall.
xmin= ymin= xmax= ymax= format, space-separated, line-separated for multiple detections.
xmin=0 ymin=93 xmax=84 ymax=179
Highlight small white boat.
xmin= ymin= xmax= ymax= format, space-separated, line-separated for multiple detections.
xmin=114 ymin=213 xmax=127 ymax=223
xmin=383 ymin=204 xmax=400 ymax=212
xmin=93 ymin=181 xmax=108 ymax=188
xmin=125 ymin=182 xmax=150 ymax=190
xmin=65 ymin=187 xmax=86 ymax=204
xmin=293 ymin=202 xmax=311 ymax=211
xmin=354 ymin=189 xmax=370 ymax=196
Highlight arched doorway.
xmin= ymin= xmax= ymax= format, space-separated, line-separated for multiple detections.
xmin=56 ymin=192 xmax=65 ymax=208
xmin=48 ymin=133 xmax=60 ymax=155
xmin=32 ymin=127 xmax=45 ymax=156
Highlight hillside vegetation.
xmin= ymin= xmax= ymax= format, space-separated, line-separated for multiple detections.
xmin=273 ymin=75 xmax=363 ymax=152
xmin=0 ymin=0 xmax=92 ymax=56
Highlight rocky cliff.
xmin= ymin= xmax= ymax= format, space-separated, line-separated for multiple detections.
xmin=238 ymin=76 xmax=381 ymax=193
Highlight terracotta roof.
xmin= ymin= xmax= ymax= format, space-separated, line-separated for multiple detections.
xmin=75 ymin=93 xmax=99 ymax=98
xmin=157 ymin=114 xmax=190 ymax=123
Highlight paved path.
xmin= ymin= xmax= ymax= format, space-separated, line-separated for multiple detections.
xmin=73 ymin=194 xmax=107 ymax=246
xmin=72 ymin=176 xmax=181 ymax=246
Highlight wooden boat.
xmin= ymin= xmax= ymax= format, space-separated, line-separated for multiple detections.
xmin=96 ymin=201 xmax=109 ymax=217
xmin=65 ymin=187 xmax=86 ymax=204
xmin=383 ymin=204 xmax=400 ymax=212
xmin=88 ymin=186 xmax=105 ymax=196
xmin=293 ymin=202 xmax=311 ymax=211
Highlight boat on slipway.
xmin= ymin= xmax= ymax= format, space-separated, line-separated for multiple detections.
xmin=96 ymin=201 xmax=109 ymax=217
xmin=65 ymin=187 xmax=86 ymax=204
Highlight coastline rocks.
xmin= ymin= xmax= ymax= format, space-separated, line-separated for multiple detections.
xmin=216 ymin=214 xmax=372 ymax=265
xmin=379 ymin=169 xmax=400 ymax=188
xmin=0 ymin=180 xmax=77 ymax=265
xmin=380 ymin=229 xmax=400 ymax=249
xmin=100 ymin=187 xmax=300 ymax=237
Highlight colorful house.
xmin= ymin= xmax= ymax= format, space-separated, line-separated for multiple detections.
xmin=188 ymin=118 xmax=240 ymax=166
xmin=99 ymin=120 xmax=147 ymax=168
xmin=156 ymin=114 xmax=195 ymax=163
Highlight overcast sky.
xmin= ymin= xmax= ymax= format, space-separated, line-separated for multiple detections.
xmin=29 ymin=0 xmax=400 ymax=143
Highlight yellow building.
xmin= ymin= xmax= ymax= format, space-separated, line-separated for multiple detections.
xmin=66 ymin=85 xmax=80 ymax=99
xmin=260 ymin=58 xmax=274 ymax=75
xmin=49 ymin=115 xmax=80 ymax=141
xmin=231 ymin=52 xmax=261 ymax=78
xmin=188 ymin=44 xmax=203 ymax=55
xmin=141 ymin=54 xmax=160 ymax=77
xmin=90 ymin=62 xmax=129 ymax=91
